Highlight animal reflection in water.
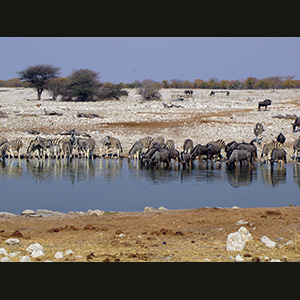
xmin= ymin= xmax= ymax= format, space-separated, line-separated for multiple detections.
xmin=0 ymin=158 xmax=297 ymax=189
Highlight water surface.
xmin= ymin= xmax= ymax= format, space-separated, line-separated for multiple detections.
xmin=0 ymin=158 xmax=299 ymax=214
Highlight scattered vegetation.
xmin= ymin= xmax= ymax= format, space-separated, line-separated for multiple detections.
xmin=1 ymin=64 xmax=300 ymax=102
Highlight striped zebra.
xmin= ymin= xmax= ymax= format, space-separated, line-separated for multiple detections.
xmin=206 ymin=139 xmax=226 ymax=160
xmin=165 ymin=139 xmax=175 ymax=150
xmin=99 ymin=136 xmax=123 ymax=158
xmin=4 ymin=139 xmax=23 ymax=159
xmin=0 ymin=138 xmax=8 ymax=147
xmin=254 ymin=122 xmax=264 ymax=142
xmin=183 ymin=139 xmax=193 ymax=153
xmin=128 ymin=140 xmax=144 ymax=160
xmin=293 ymin=136 xmax=300 ymax=162
xmin=70 ymin=135 xmax=95 ymax=158
xmin=27 ymin=139 xmax=46 ymax=159
xmin=261 ymin=140 xmax=283 ymax=163
xmin=149 ymin=136 xmax=165 ymax=149
xmin=0 ymin=142 xmax=7 ymax=160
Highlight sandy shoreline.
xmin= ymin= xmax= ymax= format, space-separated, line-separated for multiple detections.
xmin=0 ymin=87 xmax=300 ymax=262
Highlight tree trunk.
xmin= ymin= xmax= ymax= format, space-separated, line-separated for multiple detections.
xmin=37 ymin=88 xmax=43 ymax=100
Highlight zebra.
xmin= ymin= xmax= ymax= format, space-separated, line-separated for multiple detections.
xmin=149 ymin=136 xmax=165 ymax=149
xmin=261 ymin=140 xmax=283 ymax=163
xmin=27 ymin=139 xmax=46 ymax=159
xmin=0 ymin=138 xmax=8 ymax=147
xmin=293 ymin=136 xmax=300 ymax=162
xmin=0 ymin=143 xmax=7 ymax=160
xmin=206 ymin=139 xmax=226 ymax=160
xmin=164 ymin=139 xmax=175 ymax=150
xmin=183 ymin=139 xmax=193 ymax=153
xmin=254 ymin=122 xmax=264 ymax=143
xmin=128 ymin=140 xmax=144 ymax=160
xmin=99 ymin=136 xmax=123 ymax=158
xmin=4 ymin=139 xmax=23 ymax=159
xmin=139 ymin=136 xmax=153 ymax=149
xmin=59 ymin=140 xmax=73 ymax=159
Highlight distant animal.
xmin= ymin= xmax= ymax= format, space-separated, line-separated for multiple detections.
xmin=183 ymin=139 xmax=194 ymax=153
xmin=206 ymin=139 xmax=225 ymax=160
xmin=4 ymin=139 xmax=23 ymax=159
xmin=293 ymin=136 xmax=300 ymax=161
xmin=276 ymin=133 xmax=286 ymax=144
xmin=209 ymin=91 xmax=215 ymax=96
xmin=270 ymin=148 xmax=286 ymax=166
xmin=261 ymin=140 xmax=283 ymax=163
xmin=164 ymin=139 xmax=175 ymax=150
xmin=180 ymin=151 xmax=192 ymax=166
xmin=191 ymin=144 xmax=208 ymax=161
xmin=184 ymin=90 xmax=193 ymax=96
xmin=258 ymin=99 xmax=272 ymax=111
xmin=149 ymin=148 xmax=170 ymax=167
xmin=236 ymin=140 xmax=258 ymax=160
xmin=149 ymin=136 xmax=165 ymax=149
xmin=292 ymin=117 xmax=300 ymax=132
xmin=254 ymin=122 xmax=264 ymax=142
xmin=226 ymin=149 xmax=252 ymax=169
xmin=98 ymin=136 xmax=123 ymax=158
xmin=128 ymin=140 xmax=144 ymax=160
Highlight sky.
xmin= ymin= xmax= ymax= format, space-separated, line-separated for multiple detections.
xmin=0 ymin=37 xmax=299 ymax=83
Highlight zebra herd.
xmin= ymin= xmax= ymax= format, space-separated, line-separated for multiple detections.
xmin=0 ymin=130 xmax=300 ymax=168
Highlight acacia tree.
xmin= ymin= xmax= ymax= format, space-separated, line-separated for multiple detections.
xmin=18 ymin=64 xmax=60 ymax=100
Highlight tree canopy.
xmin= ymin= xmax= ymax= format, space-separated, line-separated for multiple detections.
xmin=18 ymin=64 xmax=60 ymax=100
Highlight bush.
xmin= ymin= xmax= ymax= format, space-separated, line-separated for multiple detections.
xmin=138 ymin=79 xmax=162 ymax=101
xmin=97 ymin=82 xmax=128 ymax=100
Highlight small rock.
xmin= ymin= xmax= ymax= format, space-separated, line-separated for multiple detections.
xmin=270 ymin=259 xmax=281 ymax=262
xmin=1 ymin=256 xmax=11 ymax=262
xmin=238 ymin=226 xmax=253 ymax=242
xmin=0 ymin=212 xmax=16 ymax=218
xmin=158 ymin=206 xmax=168 ymax=210
xmin=35 ymin=209 xmax=65 ymax=217
xmin=0 ymin=248 xmax=8 ymax=255
xmin=86 ymin=209 xmax=105 ymax=216
xmin=236 ymin=220 xmax=249 ymax=226
xmin=144 ymin=206 xmax=157 ymax=212
xmin=54 ymin=251 xmax=64 ymax=259
xmin=261 ymin=236 xmax=276 ymax=249
xmin=118 ymin=233 xmax=126 ymax=238
xmin=19 ymin=255 xmax=31 ymax=262
xmin=235 ymin=254 xmax=244 ymax=262
xmin=21 ymin=209 xmax=35 ymax=216
xmin=8 ymin=251 xmax=21 ymax=258
xmin=5 ymin=238 xmax=20 ymax=245
xmin=226 ymin=232 xmax=245 ymax=251
xmin=26 ymin=243 xmax=45 ymax=257
xmin=232 ymin=206 xmax=240 ymax=209
xmin=65 ymin=249 xmax=74 ymax=255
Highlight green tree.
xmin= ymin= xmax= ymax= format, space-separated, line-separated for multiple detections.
xmin=97 ymin=82 xmax=128 ymax=100
xmin=47 ymin=77 xmax=69 ymax=100
xmin=18 ymin=64 xmax=60 ymax=100
xmin=67 ymin=69 xmax=101 ymax=101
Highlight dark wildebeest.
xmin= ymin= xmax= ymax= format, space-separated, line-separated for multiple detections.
xmin=225 ymin=141 xmax=239 ymax=159
xmin=292 ymin=117 xmax=300 ymax=132
xmin=226 ymin=149 xmax=252 ymax=169
xmin=270 ymin=148 xmax=287 ymax=166
xmin=276 ymin=133 xmax=286 ymax=144
xmin=258 ymin=99 xmax=272 ymax=111
xmin=149 ymin=148 xmax=170 ymax=167
xmin=184 ymin=90 xmax=193 ymax=96
xmin=236 ymin=140 xmax=258 ymax=160
xmin=167 ymin=149 xmax=180 ymax=164
xmin=209 ymin=91 xmax=215 ymax=96
xmin=191 ymin=144 xmax=208 ymax=161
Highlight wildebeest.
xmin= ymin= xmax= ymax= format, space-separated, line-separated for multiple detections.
xmin=149 ymin=148 xmax=170 ymax=167
xmin=184 ymin=90 xmax=193 ymax=96
xmin=191 ymin=144 xmax=208 ymax=161
xmin=258 ymin=99 xmax=272 ymax=111
xmin=236 ymin=140 xmax=257 ymax=160
xmin=270 ymin=148 xmax=286 ymax=166
xmin=226 ymin=149 xmax=252 ymax=169
xmin=293 ymin=136 xmax=300 ymax=161
xmin=292 ymin=117 xmax=300 ymax=132
xmin=276 ymin=133 xmax=286 ymax=144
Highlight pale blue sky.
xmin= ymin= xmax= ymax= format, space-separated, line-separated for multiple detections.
xmin=0 ymin=37 xmax=299 ymax=83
